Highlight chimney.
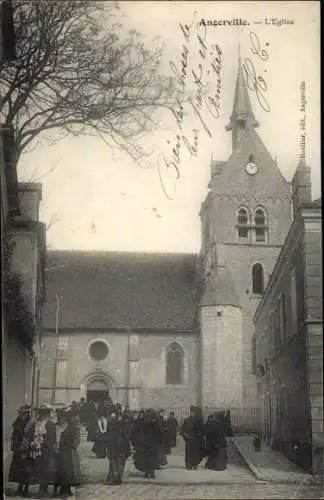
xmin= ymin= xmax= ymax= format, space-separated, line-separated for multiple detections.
xmin=1 ymin=124 xmax=19 ymax=215
xmin=291 ymin=159 xmax=312 ymax=216
xmin=17 ymin=183 xmax=43 ymax=222
xmin=1 ymin=0 xmax=16 ymax=61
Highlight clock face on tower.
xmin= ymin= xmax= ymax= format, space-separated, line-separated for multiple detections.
xmin=245 ymin=161 xmax=259 ymax=175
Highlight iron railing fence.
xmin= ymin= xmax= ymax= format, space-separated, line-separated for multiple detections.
xmin=160 ymin=406 xmax=261 ymax=434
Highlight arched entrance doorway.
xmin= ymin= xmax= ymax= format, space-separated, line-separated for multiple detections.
xmin=86 ymin=378 xmax=109 ymax=403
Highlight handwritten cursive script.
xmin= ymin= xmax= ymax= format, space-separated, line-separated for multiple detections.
xmin=158 ymin=13 xmax=222 ymax=200
xmin=243 ymin=31 xmax=270 ymax=113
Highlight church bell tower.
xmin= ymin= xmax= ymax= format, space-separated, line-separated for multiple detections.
xmin=199 ymin=54 xmax=292 ymax=409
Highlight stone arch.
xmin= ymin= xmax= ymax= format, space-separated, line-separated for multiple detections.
xmin=80 ymin=370 xmax=115 ymax=401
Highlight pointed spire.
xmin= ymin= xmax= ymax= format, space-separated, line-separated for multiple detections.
xmin=226 ymin=58 xmax=259 ymax=133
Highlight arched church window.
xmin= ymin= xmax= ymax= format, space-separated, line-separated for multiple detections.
xmin=237 ymin=206 xmax=250 ymax=239
xmin=254 ymin=207 xmax=267 ymax=242
xmin=166 ymin=342 xmax=184 ymax=385
xmin=252 ymin=263 xmax=265 ymax=295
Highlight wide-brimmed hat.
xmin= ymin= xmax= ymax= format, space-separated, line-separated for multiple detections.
xmin=64 ymin=405 xmax=79 ymax=417
xmin=38 ymin=404 xmax=55 ymax=413
xmin=18 ymin=404 xmax=31 ymax=412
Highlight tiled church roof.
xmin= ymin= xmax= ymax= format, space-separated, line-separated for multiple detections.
xmin=42 ymin=251 xmax=200 ymax=331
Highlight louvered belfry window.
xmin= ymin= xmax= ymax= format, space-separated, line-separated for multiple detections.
xmin=255 ymin=208 xmax=267 ymax=242
xmin=237 ymin=207 xmax=250 ymax=238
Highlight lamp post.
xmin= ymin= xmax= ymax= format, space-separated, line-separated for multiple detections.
xmin=51 ymin=294 xmax=60 ymax=404
xmin=126 ymin=328 xmax=131 ymax=407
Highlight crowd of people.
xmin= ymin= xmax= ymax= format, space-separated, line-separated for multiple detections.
xmin=8 ymin=402 xmax=81 ymax=498
xmin=81 ymin=399 xmax=233 ymax=479
xmin=8 ymin=398 xmax=234 ymax=497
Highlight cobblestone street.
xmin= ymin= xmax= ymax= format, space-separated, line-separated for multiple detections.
xmin=76 ymin=482 xmax=324 ymax=500
xmin=75 ymin=441 xmax=324 ymax=500
xmin=5 ymin=441 xmax=323 ymax=499
xmin=79 ymin=440 xmax=256 ymax=485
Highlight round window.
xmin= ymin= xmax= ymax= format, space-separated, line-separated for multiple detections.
xmin=89 ymin=340 xmax=109 ymax=361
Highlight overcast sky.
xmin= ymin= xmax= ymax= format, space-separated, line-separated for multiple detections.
xmin=18 ymin=1 xmax=320 ymax=254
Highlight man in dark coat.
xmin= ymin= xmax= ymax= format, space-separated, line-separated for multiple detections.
xmin=86 ymin=400 xmax=98 ymax=442
xmin=121 ymin=412 xmax=132 ymax=461
xmin=224 ymin=409 xmax=234 ymax=437
xmin=78 ymin=398 xmax=87 ymax=424
xmin=157 ymin=409 xmax=168 ymax=466
xmin=104 ymin=412 xmax=129 ymax=484
xmin=180 ymin=408 xmax=203 ymax=470
xmin=38 ymin=406 xmax=57 ymax=495
xmin=166 ymin=412 xmax=179 ymax=450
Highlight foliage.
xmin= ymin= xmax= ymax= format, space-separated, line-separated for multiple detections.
xmin=0 ymin=1 xmax=176 ymax=164
xmin=2 ymin=236 xmax=36 ymax=353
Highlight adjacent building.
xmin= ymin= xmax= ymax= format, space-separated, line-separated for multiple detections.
xmin=1 ymin=0 xmax=47 ymax=482
xmin=254 ymin=160 xmax=323 ymax=476
xmin=39 ymin=57 xmax=292 ymax=426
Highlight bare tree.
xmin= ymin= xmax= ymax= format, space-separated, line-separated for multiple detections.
xmin=0 ymin=1 xmax=176 ymax=164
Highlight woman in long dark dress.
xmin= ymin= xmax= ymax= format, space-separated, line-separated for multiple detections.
xmin=180 ymin=409 xmax=203 ymax=470
xmin=57 ymin=407 xmax=81 ymax=498
xmin=204 ymin=412 xmax=228 ymax=470
xmin=132 ymin=410 xmax=162 ymax=478
xmin=203 ymin=414 xmax=220 ymax=470
xmin=8 ymin=405 xmax=32 ymax=496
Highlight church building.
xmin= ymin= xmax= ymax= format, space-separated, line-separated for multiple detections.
xmin=38 ymin=59 xmax=292 ymax=413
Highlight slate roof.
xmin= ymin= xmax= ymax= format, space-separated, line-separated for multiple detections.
xmin=211 ymin=128 xmax=291 ymax=200
xmin=200 ymin=267 xmax=240 ymax=308
xmin=42 ymin=251 xmax=200 ymax=331
xmin=225 ymin=62 xmax=259 ymax=131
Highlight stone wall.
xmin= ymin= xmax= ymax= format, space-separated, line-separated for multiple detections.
xmin=3 ymin=335 xmax=34 ymax=483
xmin=216 ymin=242 xmax=283 ymax=407
xmin=255 ymin=207 xmax=323 ymax=476
xmin=38 ymin=330 xmax=199 ymax=409
xmin=303 ymin=218 xmax=323 ymax=477
xmin=200 ymin=305 xmax=243 ymax=407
